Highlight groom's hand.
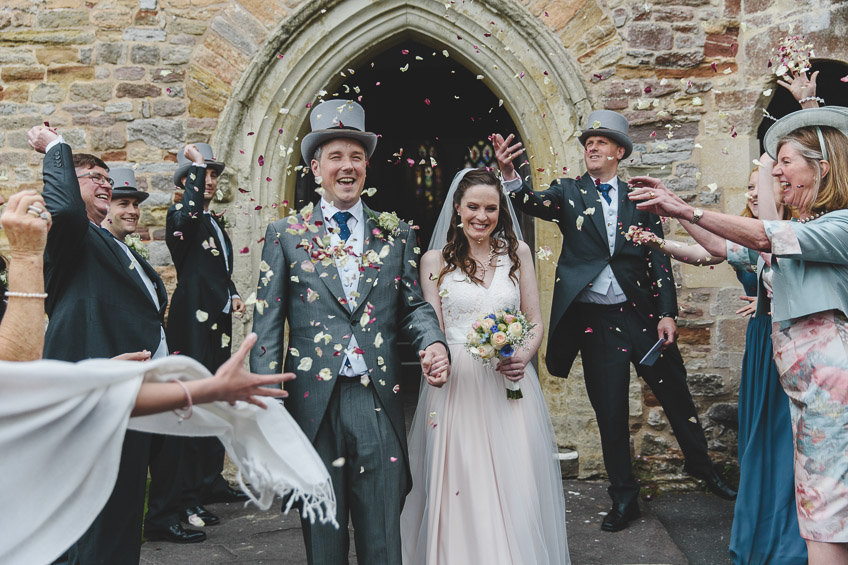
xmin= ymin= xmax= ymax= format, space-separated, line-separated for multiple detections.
xmin=420 ymin=343 xmax=450 ymax=388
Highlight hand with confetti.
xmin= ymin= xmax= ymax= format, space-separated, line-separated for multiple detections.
xmin=492 ymin=132 xmax=525 ymax=182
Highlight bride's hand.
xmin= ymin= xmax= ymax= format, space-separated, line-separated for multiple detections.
xmin=496 ymin=354 xmax=528 ymax=382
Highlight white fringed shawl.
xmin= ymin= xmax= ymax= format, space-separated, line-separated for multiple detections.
xmin=0 ymin=355 xmax=336 ymax=565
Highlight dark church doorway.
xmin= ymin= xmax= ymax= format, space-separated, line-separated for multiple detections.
xmin=758 ymin=60 xmax=848 ymax=151
xmin=295 ymin=39 xmax=534 ymax=251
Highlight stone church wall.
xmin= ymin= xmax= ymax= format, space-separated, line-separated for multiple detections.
xmin=1 ymin=0 xmax=845 ymax=491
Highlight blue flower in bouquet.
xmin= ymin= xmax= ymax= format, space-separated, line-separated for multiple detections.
xmin=501 ymin=345 xmax=515 ymax=358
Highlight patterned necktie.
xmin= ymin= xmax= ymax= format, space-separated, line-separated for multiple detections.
xmin=597 ymin=183 xmax=613 ymax=205
xmin=333 ymin=211 xmax=352 ymax=242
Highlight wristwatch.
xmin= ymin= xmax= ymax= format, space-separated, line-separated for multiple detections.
xmin=659 ymin=312 xmax=677 ymax=321
xmin=691 ymin=208 xmax=704 ymax=224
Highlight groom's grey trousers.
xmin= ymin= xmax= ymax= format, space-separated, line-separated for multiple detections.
xmin=301 ymin=375 xmax=407 ymax=565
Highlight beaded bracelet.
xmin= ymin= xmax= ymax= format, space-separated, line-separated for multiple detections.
xmin=170 ymin=379 xmax=193 ymax=421
xmin=798 ymin=96 xmax=825 ymax=105
xmin=4 ymin=291 xmax=48 ymax=299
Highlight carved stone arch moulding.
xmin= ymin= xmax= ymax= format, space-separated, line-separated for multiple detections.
xmin=213 ymin=0 xmax=592 ymax=250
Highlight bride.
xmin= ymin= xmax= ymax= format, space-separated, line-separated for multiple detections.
xmin=400 ymin=168 xmax=570 ymax=564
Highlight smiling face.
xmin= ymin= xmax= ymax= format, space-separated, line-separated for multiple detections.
xmin=103 ymin=196 xmax=141 ymax=240
xmin=311 ymin=138 xmax=367 ymax=210
xmin=583 ymin=135 xmax=625 ymax=181
xmin=202 ymin=168 xmax=219 ymax=203
xmin=455 ymin=184 xmax=500 ymax=242
xmin=746 ymin=170 xmax=786 ymax=218
xmin=773 ymin=142 xmax=822 ymax=213
xmin=76 ymin=165 xmax=112 ymax=224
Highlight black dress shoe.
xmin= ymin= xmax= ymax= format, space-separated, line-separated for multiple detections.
xmin=205 ymin=484 xmax=250 ymax=504
xmin=601 ymin=501 xmax=641 ymax=532
xmin=702 ymin=470 xmax=737 ymax=500
xmin=145 ymin=523 xmax=207 ymax=544
xmin=182 ymin=505 xmax=220 ymax=526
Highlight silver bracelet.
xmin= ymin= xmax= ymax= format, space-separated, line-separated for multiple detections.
xmin=798 ymin=96 xmax=824 ymax=105
xmin=4 ymin=291 xmax=48 ymax=299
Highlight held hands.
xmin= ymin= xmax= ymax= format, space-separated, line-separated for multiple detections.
xmin=113 ymin=350 xmax=152 ymax=361
xmin=0 ymin=190 xmax=52 ymax=258
xmin=420 ymin=342 xmax=450 ymax=388
xmin=26 ymin=125 xmax=59 ymax=154
xmin=657 ymin=316 xmax=678 ymax=349
xmin=492 ymin=133 xmax=524 ymax=182
xmin=204 ymin=333 xmax=292 ymax=408
xmin=628 ymin=177 xmax=691 ymax=219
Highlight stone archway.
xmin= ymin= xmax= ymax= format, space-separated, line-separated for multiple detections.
xmin=216 ymin=0 xmax=592 ymax=452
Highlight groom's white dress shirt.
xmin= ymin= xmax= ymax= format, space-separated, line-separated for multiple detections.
xmin=321 ymin=197 xmax=369 ymax=377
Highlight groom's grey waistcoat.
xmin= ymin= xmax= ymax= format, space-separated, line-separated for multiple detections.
xmin=250 ymin=203 xmax=446 ymax=450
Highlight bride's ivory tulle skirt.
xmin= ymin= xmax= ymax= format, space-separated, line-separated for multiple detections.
xmin=400 ymin=344 xmax=570 ymax=565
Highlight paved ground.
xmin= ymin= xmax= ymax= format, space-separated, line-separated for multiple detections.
xmin=140 ymin=479 xmax=735 ymax=564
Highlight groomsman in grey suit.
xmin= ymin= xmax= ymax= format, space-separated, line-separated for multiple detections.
xmin=250 ymin=99 xmax=449 ymax=564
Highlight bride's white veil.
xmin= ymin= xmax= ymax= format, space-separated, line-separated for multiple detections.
xmin=427 ymin=167 xmax=524 ymax=251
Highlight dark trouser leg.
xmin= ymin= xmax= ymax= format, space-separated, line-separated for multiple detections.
xmin=577 ymin=304 xmax=640 ymax=506
xmin=627 ymin=318 xmax=713 ymax=477
xmin=144 ymin=434 xmax=187 ymax=530
xmin=67 ymin=431 xmax=151 ymax=565
xmin=302 ymin=380 xmax=350 ymax=565
xmin=196 ymin=313 xmax=231 ymax=503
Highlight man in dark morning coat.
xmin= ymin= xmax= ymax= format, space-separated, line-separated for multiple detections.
xmin=250 ymin=100 xmax=449 ymax=564
xmin=494 ymin=110 xmax=736 ymax=533
xmin=29 ymin=125 xmax=168 ymax=562
xmin=161 ymin=143 xmax=248 ymax=538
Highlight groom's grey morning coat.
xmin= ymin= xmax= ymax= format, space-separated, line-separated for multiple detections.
xmin=249 ymin=203 xmax=446 ymax=456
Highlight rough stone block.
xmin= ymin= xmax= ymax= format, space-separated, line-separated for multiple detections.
xmin=134 ymin=10 xmax=159 ymax=27
xmin=704 ymin=28 xmax=739 ymax=59
xmin=165 ymin=84 xmax=185 ymax=98
xmin=186 ymin=117 xmax=217 ymax=134
xmin=114 ymin=67 xmax=146 ymax=81
xmin=640 ymin=150 xmax=692 ymax=166
xmin=90 ymin=127 xmax=126 ymax=151
xmin=130 ymin=44 xmax=160 ymax=65
xmin=653 ymin=6 xmax=694 ymax=22
xmin=707 ymin=403 xmax=737 ymax=425
xmin=146 ymin=240 xmax=173 ymax=267
xmin=209 ymin=18 xmax=258 ymax=58
xmin=46 ymin=65 xmax=94 ymax=83
xmin=647 ymin=408 xmax=668 ymax=430
xmin=140 ymin=0 xmax=158 ymax=10
xmin=627 ymin=24 xmax=673 ymax=51
xmin=100 ymin=150 xmax=127 ymax=162
xmin=655 ymin=51 xmax=703 ymax=68
xmin=151 ymin=68 xmax=185 ymax=83
xmin=127 ymin=118 xmax=185 ymax=148
xmin=639 ymin=432 xmax=672 ymax=455
xmin=687 ymin=372 xmax=725 ymax=396
xmin=169 ymin=34 xmax=197 ymax=46
xmin=0 ymin=48 xmax=38 ymax=65
xmin=2 ymin=66 xmax=45 ymax=82
xmin=717 ymin=317 xmax=748 ymax=351
xmin=116 ymin=83 xmax=162 ymax=98
xmin=36 ymin=9 xmax=89 ymax=28
xmin=678 ymin=323 xmax=711 ymax=345
xmin=105 ymin=101 xmax=133 ymax=114
xmin=152 ymin=99 xmax=186 ymax=117
xmin=63 ymin=102 xmax=100 ymax=115
xmin=0 ymin=29 xmax=95 ymax=46
xmin=0 ymin=84 xmax=30 ymax=103
xmin=96 ymin=42 xmax=123 ymax=64
xmin=170 ymin=17 xmax=207 ymax=36
xmin=62 ymin=128 xmax=86 ymax=148
xmin=123 ymin=28 xmax=166 ymax=42
xmin=35 ymin=47 xmax=78 ymax=65
xmin=69 ymin=82 xmax=113 ymax=102
xmin=161 ymin=45 xmax=192 ymax=65
xmin=73 ymin=114 xmax=117 ymax=127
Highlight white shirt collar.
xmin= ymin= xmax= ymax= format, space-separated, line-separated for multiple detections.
xmin=320 ymin=197 xmax=363 ymax=226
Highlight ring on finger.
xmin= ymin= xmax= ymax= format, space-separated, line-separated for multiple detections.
xmin=39 ymin=211 xmax=50 ymax=221
xmin=650 ymin=191 xmax=655 ymax=198
xmin=27 ymin=205 xmax=44 ymax=217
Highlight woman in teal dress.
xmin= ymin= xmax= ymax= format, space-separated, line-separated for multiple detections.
xmin=629 ymin=105 xmax=848 ymax=564
xmin=630 ymin=167 xmax=806 ymax=564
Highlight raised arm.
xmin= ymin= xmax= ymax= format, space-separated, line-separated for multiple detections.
xmin=168 ymin=145 xmax=207 ymax=234
xmin=627 ymin=227 xmax=724 ymax=265
xmin=0 ymin=191 xmax=52 ymax=361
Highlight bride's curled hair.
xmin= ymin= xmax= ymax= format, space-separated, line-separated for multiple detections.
xmin=439 ymin=168 xmax=521 ymax=285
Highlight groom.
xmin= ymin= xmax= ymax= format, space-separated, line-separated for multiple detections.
xmin=495 ymin=110 xmax=735 ymax=532
xmin=250 ymin=99 xmax=449 ymax=564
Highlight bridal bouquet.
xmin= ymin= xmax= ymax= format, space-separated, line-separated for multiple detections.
xmin=465 ymin=308 xmax=536 ymax=400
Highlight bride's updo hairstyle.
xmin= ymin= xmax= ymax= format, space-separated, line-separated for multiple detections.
xmin=439 ymin=168 xmax=521 ymax=285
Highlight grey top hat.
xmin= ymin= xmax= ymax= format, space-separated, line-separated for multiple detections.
xmin=300 ymin=100 xmax=378 ymax=164
xmin=173 ymin=143 xmax=226 ymax=188
xmin=764 ymin=106 xmax=848 ymax=159
xmin=578 ymin=110 xmax=633 ymax=159
xmin=109 ymin=167 xmax=149 ymax=203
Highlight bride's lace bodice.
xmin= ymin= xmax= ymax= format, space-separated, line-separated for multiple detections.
xmin=439 ymin=255 xmax=521 ymax=343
